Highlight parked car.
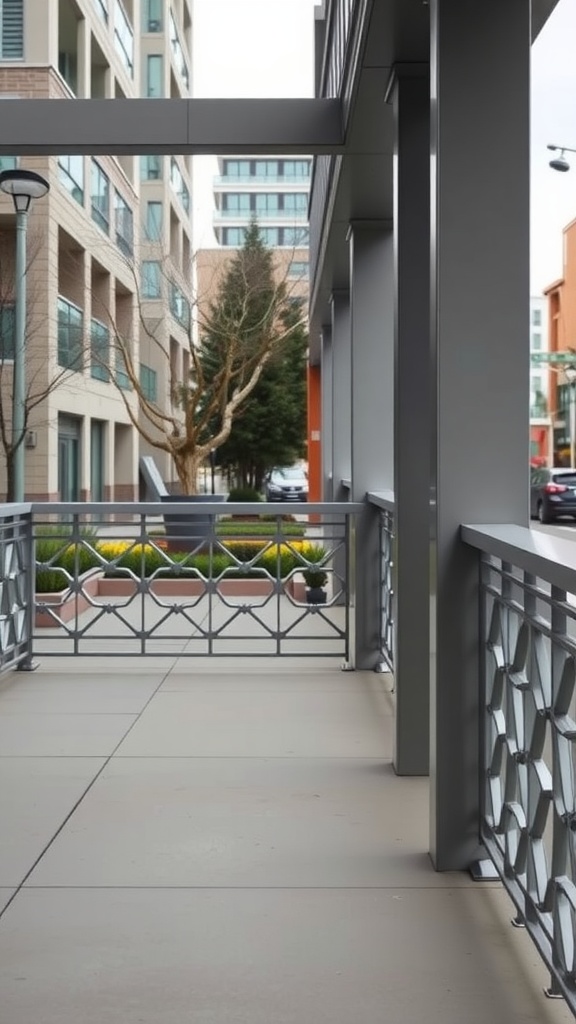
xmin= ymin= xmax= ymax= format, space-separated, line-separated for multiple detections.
xmin=530 ymin=466 xmax=576 ymax=523
xmin=265 ymin=466 xmax=308 ymax=502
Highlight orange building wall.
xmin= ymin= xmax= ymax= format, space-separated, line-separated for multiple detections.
xmin=307 ymin=364 xmax=322 ymax=504
xmin=545 ymin=217 xmax=576 ymax=432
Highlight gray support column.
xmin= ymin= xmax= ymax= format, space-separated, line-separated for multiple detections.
xmin=349 ymin=224 xmax=394 ymax=669
xmin=330 ymin=292 xmax=351 ymax=499
xmin=430 ymin=0 xmax=530 ymax=869
xmin=391 ymin=67 xmax=430 ymax=776
xmin=320 ymin=328 xmax=333 ymax=500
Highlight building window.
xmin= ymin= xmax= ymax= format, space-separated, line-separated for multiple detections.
xmin=224 ymin=160 xmax=251 ymax=179
xmin=145 ymin=201 xmax=163 ymax=241
xmin=169 ymin=282 xmax=190 ymax=329
xmin=532 ymin=308 xmax=542 ymax=327
xmin=282 ymin=160 xmax=311 ymax=179
xmin=223 ymin=194 xmax=251 ymax=213
xmin=142 ymin=261 xmax=162 ymax=298
xmin=115 ymin=190 xmax=133 ymax=257
xmin=93 ymin=0 xmax=108 ymax=23
xmin=222 ymin=227 xmax=247 ymax=246
xmin=288 ymin=260 xmax=309 ymax=278
xmin=141 ymin=155 xmax=162 ymax=181
xmin=255 ymin=194 xmax=279 ymax=214
xmin=255 ymin=160 xmax=279 ymax=178
xmin=260 ymin=228 xmax=279 ymax=246
xmin=91 ymin=160 xmax=110 ymax=233
xmin=146 ymin=54 xmax=163 ymax=97
xmin=115 ymin=348 xmax=132 ymax=390
xmin=90 ymin=319 xmax=110 ymax=381
xmin=170 ymin=158 xmax=190 ymax=212
xmin=0 ymin=304 xmax=15 ymax=360
xmin=0 ymin=155 xmax=17 ymax=173
xmin=283 ymin=226 xmax=309 ymax=247
xmin=169 ymin=10 xmax=189 ymax=89
xmin=114 ymin=0 xmax=134 ymax=76
xmin=0 ymin=0 xmax=24 ymax=60
xmin=532 ymin=332 xmax=542 ymax=351
xmin=144 ymin=0 xmax=162 ymax=31
xmin=58 ymin=155 xmax=84 ymax=205
xmin=58 ymin=297 xmax=84 ymax=371
xmin=140 ymin=363 xmax=157 ymax=401
xmin=283 ymin=193 xmax=308 ymax=212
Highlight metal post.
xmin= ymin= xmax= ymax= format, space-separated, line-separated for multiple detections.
xmin=209 ymin=449 xmax=215 ymax=494
xmin=13 ymin=209 xmax=27 ymax=503
xmin=565 ymin=380 xmax=569 ymax=468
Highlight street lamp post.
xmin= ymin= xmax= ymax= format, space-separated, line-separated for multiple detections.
xmin=564 ymin=365 xmax=576 ymax=468
xmin=0 ymin=169 xmax=50 ymax=502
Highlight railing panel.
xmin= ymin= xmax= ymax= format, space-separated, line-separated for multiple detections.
xmin=368 ymin=492 xmax=395 ymax=671
xmin=31 ymin=502 xmax=361 ymax=661
xmin=0 ymin=504 xmax=34 ymax=675
xmin=463 ymin=523 xmax=576 ymax=1011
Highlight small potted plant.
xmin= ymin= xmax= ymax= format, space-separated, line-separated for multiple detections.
xmin=302 ymin=546 xmax=328 ymax=604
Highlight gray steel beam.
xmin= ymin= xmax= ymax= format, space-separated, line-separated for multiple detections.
xmin=430 ymin=0 xmax=530 ymax=870
xmin=348 ymin=223 xmax=394 ymax=670
xmin=0 ymin=99 xmax=344 ymax=155
xmin=331 ymin=292 xmax=351 ymax=500
xmin=391 ymin=67 xmax=430 ymax=777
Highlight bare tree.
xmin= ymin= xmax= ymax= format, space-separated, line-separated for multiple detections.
xmin=0 ymin=230 xmax=83 ymax=501
xmin=90 ymin=221 xmax=307 ymax=494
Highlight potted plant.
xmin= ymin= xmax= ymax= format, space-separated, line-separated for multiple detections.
xmin=302 ymin=546 xmax=328 ymax=604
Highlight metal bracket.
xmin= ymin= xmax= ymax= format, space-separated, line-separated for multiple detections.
xmin=17 ymin=657 xmax=39 ymax=672
xmin=469 ymin=858 xmax=499 ymax=881
xmin=340 ymin=660 xmax=354 ymax=672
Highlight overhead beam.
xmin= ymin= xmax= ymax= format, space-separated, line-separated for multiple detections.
xmin=0 ymin=98 xmax=344 ymax=155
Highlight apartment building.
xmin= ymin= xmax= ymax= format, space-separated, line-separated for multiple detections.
xmin=529 ymin=294 xmax=551 ymax=464
xmin=0 ymin=0 xmax=194 ymax=500
xmin=197 ymin=153 xmax=311 ymax=297
xmin=544 ymin=215 xmax=576 ymax=465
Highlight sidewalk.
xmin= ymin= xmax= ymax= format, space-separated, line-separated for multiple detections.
xmin=0 ymin=655 xmax=572 ymax=1024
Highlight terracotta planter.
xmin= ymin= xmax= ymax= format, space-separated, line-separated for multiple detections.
xmin=35 ymin=572 xmax=102 ymax=628
xmin=96 ymin=577 xmax=276 ymax=598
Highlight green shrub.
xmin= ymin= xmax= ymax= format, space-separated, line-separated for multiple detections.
xmin=227 ymin=486 xmax=262 ymax=503
xmin=300 ymin=544 xmax=329 ymax=589
xmin=216 ymin=521 xmax=305 ymax=537
xmin=35 ymin=525 xmax=100 ymax=592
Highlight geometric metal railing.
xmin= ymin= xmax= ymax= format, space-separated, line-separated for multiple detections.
xmin=463 ymin=524 xmax=576 ymax=1012
xmin=31 ymin=501 xmax=362 ymax=661
xmin=378 ymin=506 xmax=395 ymax=671
xmin=0 ymin=503 xmax=34 ymax=675
xmin=367 ymin=492 xmax=395 ymax=672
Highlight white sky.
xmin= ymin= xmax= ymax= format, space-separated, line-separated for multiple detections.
xmin=192 ymin=0 xmax=576 ymax=295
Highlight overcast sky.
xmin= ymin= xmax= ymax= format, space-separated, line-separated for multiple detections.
xmin=192 ymin=0 xmax=576 ymax=294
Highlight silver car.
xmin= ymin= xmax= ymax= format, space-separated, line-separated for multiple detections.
xmin=265 ymin=466 xmax=308 ymax=502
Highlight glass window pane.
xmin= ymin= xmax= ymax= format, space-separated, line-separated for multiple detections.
xmin=57 ymin=297 xmax=84 ymax=370
xmin=145 ymin=201 xmax=163 ymax=240
xmin=142 ymin=261 xmax=161 ymax=298
xmin=0 ymin=305 xmax=15 ymax=359
xmin=58 ymin=154 xmax=84 ymax=205
xmin=91 ymin=160 xmax=110 ymax=233
xmin=140 ymin=155 xmax=162 ymax=180
xmin=146 ymin=54 xmax=163 ymax=96
xmin=144 ymin=0 xmax=162 ymax=31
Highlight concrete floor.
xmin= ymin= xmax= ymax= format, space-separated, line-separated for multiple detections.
xmin=0 ymin=655 xmax=572 ymax=1024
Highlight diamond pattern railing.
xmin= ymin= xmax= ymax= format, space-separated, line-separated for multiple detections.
xmin=478 ymin=550 xmax=576 ymax=1010
xmin=31 ymin=502 xmax=361 ymax=660
xmin=0 ymin=504 xmax=34 ymax=675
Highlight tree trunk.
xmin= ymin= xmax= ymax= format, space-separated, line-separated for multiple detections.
xmin=173 ymin=451 xmax=202 ymax=495
xmin=5 ymin=451 xmax=15 ymax=503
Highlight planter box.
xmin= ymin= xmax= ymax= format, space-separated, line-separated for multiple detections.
xmin=96 ymin=577 xmax=276 ymax=598
xmin=35 ymin=572 xmax=102 ymax=628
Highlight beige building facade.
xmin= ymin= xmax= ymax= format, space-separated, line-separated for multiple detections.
xmin=0 ymin=0 xmax=194 ymax=500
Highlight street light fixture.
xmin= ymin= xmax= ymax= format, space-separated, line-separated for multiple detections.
xmin=0 ymin=169 xmax=50 ymax=502
xmin=547 ymin=143 xmax=576 ymax=173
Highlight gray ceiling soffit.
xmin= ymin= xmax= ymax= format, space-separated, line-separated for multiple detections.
xmin=0 ymin=98 xmax=345 ymax=155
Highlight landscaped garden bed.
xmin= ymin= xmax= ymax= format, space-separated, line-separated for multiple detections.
xmin=34 ymin=528 xmax=327 ymax=626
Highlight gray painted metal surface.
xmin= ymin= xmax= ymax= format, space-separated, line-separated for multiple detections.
xmin=463 ymin=525 xmax=576 ymax=1012
xmin=29 ymin=503 xmax=361 ymax=660
xmin=429 ymin=0 xmax=530 ymax=872
xmin=0 ymin=99 xmax=344 ymax=155
xmin=392 ymin=68 xmax=430 ymax=777
xmin=0 ymin=507 xmax=33 ymax=674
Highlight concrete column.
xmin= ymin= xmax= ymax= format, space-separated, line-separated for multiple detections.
xmin=390 ymin=67 xmax=430 ymax=776
xmin=330 ymin=291 xmax=350 ymax=500
xmin=320 ymin=327 xmax=333 ymax=500
xmin=77 ymin=16 xmax=91 ymax=99
xmin=348 ymin=223 xmax=394 ymax=669
xmin=430 ymin=0 xmax=530 ymax=869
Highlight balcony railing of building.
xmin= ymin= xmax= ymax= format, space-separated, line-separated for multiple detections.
xmin=214 ymin=209 xmax=309 ymax=223
xmin=169 ymin=9 xmax=189 ymax=90
xmin=214 ymin=175 xmax=311 ymax=187
xmin=93 ymin=0 xmax=109 ymax=25
xmin=0 ymin=502 xmax=359 ymax=666
xmin=114 ymin=0 xmax=134 ymax=77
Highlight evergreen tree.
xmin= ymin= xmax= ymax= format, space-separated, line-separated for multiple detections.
xmin=218 ymin=299 xmax=308 ymax=490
